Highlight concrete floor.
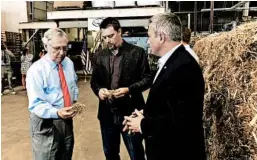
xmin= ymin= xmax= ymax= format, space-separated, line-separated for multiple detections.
xmin=1 ymin=79 xmax=149 ymax=160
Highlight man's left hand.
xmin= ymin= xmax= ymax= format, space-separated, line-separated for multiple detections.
xmin=123 ymin=109 xmax=144 ymax=133
xmin=113 ymin=87 xmax=129 ymax=98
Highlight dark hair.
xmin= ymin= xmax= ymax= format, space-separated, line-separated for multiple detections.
xmin=182 ymin=27 xmax=191 ymax=44
xmin=100 ymin=17 xmax=121 ymax=32
xmin=22 ymin=48 xmax=28 ymax=55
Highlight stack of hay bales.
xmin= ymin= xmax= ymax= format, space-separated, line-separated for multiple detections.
xmin=193 ymin=21 xmax=257 ymax=160
xmin=191 ymin=35 xmax=206 ymax=47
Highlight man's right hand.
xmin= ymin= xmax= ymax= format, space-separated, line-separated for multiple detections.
xmin=57 ymin=107 xmax=76 ymax=119
xmin=98 ymin=88 xmax=110 ymax=100
xmin=122 ymin=109 xmax=144 ymax=132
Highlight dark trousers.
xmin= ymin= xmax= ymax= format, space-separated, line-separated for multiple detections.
xmin=30 ymin=113 xmax=74 ymax=160
xmin=100 ymin=115 xmax=146 ymax=160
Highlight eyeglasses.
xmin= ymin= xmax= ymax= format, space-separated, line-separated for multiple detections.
xmin=49 ymin=44 xmax=68 ymax=53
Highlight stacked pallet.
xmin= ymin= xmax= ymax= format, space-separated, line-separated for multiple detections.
xmin=14 ymin=34 xmax=22 ymax=55
xmin=54 ymin=1 xmax=84 ymax=10
xmin=2 ymin=31 xmax=22 ymax=63
xmin=1 ymin=32 xmax=6 ymax=42
xmin=1 ymin=31 xmax=23 ymax=84
xmin=3 ymin=32 xmax=22 ymax=56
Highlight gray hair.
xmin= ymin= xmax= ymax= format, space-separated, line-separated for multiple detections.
xmin=149 ymin=13 xmax=182 ymax=42
xmin=42 ymin=28 xmax=68 ymax=49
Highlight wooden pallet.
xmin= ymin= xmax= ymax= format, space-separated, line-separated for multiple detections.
xmin=54 ymin=1 xmax=84 ymax=9
xmin=2 ymin=32 xmax=22 ymax=55
xmin=1 ymin=32 xmax=6 ymax=42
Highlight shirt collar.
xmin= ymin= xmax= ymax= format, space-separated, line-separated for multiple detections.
xmin=184 ymin=44 xmax=190 ymax=48
xmin=158 ymin=43 xmax=182 ymax=68
xmin=45 ymin=53 xmax=66 ymax=69
xmin=110 ymin=40 xmax=127 ymax=56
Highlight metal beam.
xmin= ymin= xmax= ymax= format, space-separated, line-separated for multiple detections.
xmin=188 ymin=14 xmax=190 ymax=28
xmin=165 ymin=1 xmax=168 ymax=12
xmin=59 ymin=19 xmax=150 ymax=28
xmin=201 ymin=7 xmax=257 ymax=12
xmin=230 ymin=1 xmax=247 ymax=9
xmin=174 ymin=11 xmax=195 ymax=14
xmin=210 ymin=1 xmax=214 ymax=33
xmin=201 ymin=1 xmax=247 ymax=12
xmin=194 ymin=1 xmax=197 ymax=36
xmin=19 ymin=18 xmax=151 ymax=29
xmin=47 ymin=7 xmax=165 ymax=20
xmin=23 ymin=29 xmax=39 ymax=48
xmin=119 ymin=19 xmax=149 ymax=27
xmin=243 ymin=2 xmax=250 ymax=17
xmin=59 ymin=21 xmax=88 ymax=28
xmin=19 ymin=22 xmax=57 ymax=29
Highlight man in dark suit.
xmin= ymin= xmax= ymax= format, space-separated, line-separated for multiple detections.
xmin=90 ymin=17 xmax=151 ymax=160
xmin=124 ymin=13 xmax=206 ymax=160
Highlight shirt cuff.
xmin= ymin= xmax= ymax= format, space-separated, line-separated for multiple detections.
xmin=139 ymin=118 xmax=144 ymax=134
xmin=49 ymin=107 xmax=59 ymax=119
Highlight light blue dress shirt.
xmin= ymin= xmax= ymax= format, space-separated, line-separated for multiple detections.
xmin=26 ymin=53 xmax=79 ymax=119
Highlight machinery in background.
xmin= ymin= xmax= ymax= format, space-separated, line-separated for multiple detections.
xmin=1 ymin=31 xmax=22 ymax=86
xmin=123 ymin=36 xmax=159 ymax=73
xmin=67 ymin=41 xmax=84 ymax=71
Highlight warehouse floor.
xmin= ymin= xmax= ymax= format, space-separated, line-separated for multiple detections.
xmin=1 ymin=79 xmax=149 ymax=160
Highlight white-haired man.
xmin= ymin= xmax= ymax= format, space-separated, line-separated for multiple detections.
xmin=124 ymin=13 xmax=206 ymax=160
xmin=26 ymin=28 xmax=79 ymax=160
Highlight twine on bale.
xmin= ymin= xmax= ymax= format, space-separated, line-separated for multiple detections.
xmin=193 ymin=21 xmax=257 ymax=160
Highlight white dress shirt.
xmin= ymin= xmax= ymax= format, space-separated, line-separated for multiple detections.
xmin=153 ymin=44 xmax=182 ymax=83
xmin=184 ymin=44 xmax=199 ymax=63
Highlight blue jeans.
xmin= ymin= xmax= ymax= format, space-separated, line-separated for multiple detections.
xmin=100 ymin=115 xmax=145 ymax=160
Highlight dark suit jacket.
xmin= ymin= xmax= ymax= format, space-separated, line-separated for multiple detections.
xmin=141 ymin=45 xmax=206 ymax=160
xmin=91 ymin=40 xmax=152 ymax=123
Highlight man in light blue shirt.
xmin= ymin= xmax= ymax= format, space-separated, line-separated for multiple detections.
xmin=26 ymin=28 xmax=79 ymax=160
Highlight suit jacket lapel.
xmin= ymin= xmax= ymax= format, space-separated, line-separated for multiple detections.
xmin=118 ymin=41 xmax=129 ymax=79
xmin=119 ymin=54 xmax=125 ymax=78
xmin=153 ymin=64 xmax=169 ymax=86
xmin=152 ymin=45 xmax=184 ymax=87
xmin=102 ymin=51 xmax=111 ymax=85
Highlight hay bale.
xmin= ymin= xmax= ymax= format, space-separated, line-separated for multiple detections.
xmin=71 ymin=102 xmax=86 ymax=116
xmin=193 ymin=21 xmax=257 ymax=160
xmin=191 ymin=35 xmax=207 ymax=47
